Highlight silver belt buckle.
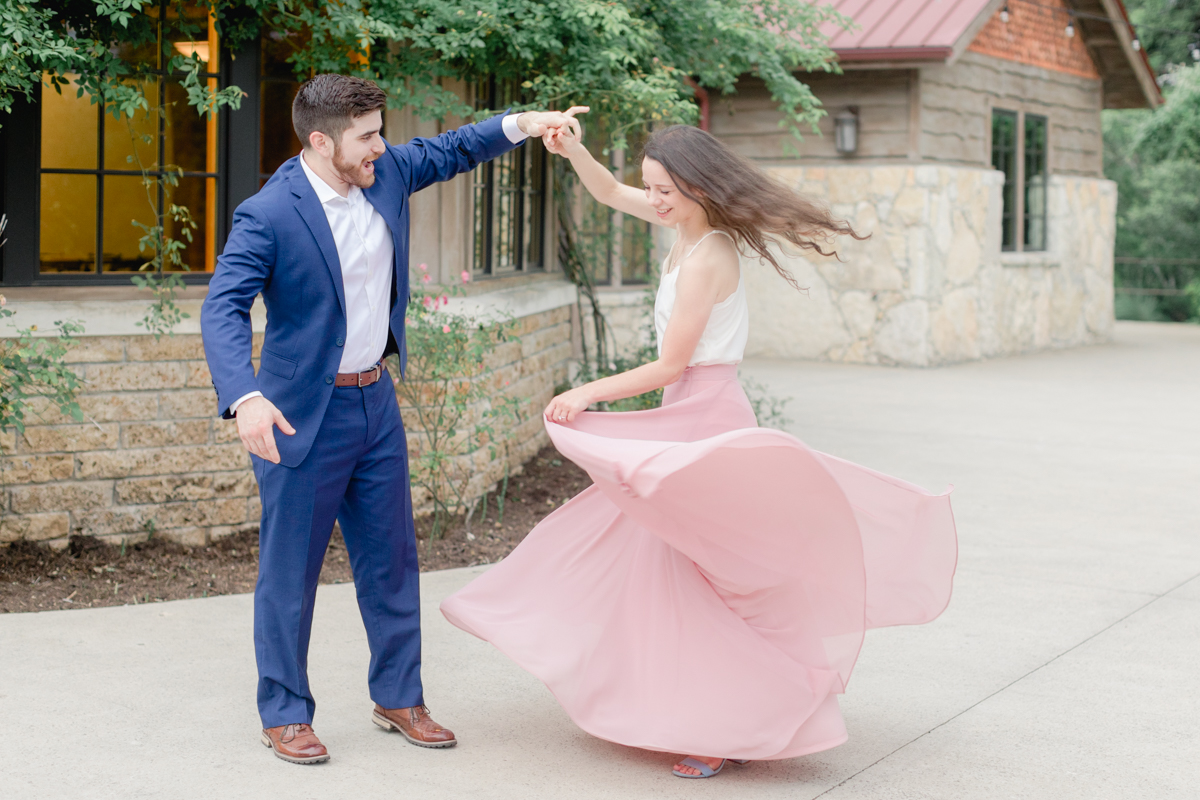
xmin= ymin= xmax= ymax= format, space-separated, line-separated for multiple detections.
xmin=359 ymin=363 xmax=380 ymax=387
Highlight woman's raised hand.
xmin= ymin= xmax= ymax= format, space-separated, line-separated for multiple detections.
xmin=544 ymin=119 xmax=585 ymax=157
xmin=519 ymin=106 xmax=588 ymax=140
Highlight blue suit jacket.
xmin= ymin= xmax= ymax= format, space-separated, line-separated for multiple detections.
xmin=200 ymin=113 xmax=518 ymax=468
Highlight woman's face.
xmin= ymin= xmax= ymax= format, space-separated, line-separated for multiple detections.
xmin=642 ymin=157 xmax=702 ymax=227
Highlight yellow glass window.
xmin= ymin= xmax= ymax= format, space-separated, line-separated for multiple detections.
xmin=37 ymin=4 xmax=221 ymax=276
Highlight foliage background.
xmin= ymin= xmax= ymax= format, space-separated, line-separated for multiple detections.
xmin=1104 ymin=0 xmax=1200 ymax=322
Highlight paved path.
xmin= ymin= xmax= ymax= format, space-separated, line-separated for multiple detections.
xmin=2 ymin=321 xmax=1197 ymax=799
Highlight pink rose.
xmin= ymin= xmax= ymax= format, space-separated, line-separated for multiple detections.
xmin=461 ymin=271 xmax=472 ymax=283
xmin=422 ymin=295 xmax=433 ymax=309
xmin=442 ymin=324 xmax=451 ymax=333
xmin=439 ymin=295 xmax=449 ymax=306
xmin=418 ymin=263 xmax=427 ymax=271
xmin=422 ymin=273 xmax=432 ymax=283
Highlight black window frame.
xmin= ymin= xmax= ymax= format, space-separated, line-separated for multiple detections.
xmin=1023 ymin=113 xmax=1048 ymax=253
xmin=1 ymin=41 xmax=264 ymax=287
xmin=991 ymin=108 xmax=1019 ymax=252
xmin=471 ymin=78 xmax=548 ymax=278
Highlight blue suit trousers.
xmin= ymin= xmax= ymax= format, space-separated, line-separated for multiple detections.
xmin=251 ymin=370 xmax=422 ymax=727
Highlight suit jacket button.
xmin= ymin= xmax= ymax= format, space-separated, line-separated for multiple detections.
xmin=325 ymin=375 xmax=334 ymax=385
xmin=336 ymin=337 xmax=345 ymax=347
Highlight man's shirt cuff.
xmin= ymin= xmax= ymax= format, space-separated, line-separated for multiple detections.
xmin=230 ymin=391 xmax=263 ymax=415
xmin=502 ymin=114 xmax=529 ymax=144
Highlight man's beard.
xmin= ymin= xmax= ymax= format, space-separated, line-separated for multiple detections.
xmin=332 ymin=143 xmax=377 ymax=189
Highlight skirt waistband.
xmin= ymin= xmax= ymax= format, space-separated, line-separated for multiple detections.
xmin=678 ymin=364 xmax=739 ymax=382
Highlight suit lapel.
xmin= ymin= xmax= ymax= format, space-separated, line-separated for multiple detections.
xmin=290 ymin=169 xmax=347 ymax=318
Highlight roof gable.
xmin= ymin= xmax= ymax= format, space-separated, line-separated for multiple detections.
xmin=967 ymin=0 xmax=1101 ymax=80
xmin=820 ymin=0 xmax=1161 ymax=107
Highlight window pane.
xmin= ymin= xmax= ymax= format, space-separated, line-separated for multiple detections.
xmin=262 ymin=31 xmax=301 ymax=80
xmin=991 ymin=109 xmax=1018 ymax=251
xmin=102 ymin=175 xmax=157 ymax=271
xmin=41 ymin=74 xmax=98 ymax=170
xmin=473 ymin=169 xmax=490 ymax=274
xmin=260 ymin=80 xmax=301 ymax=177
xmin=40 ymin=174 xmax=97 ymax=273
xmin=164 ymin=81 xmax=211 ymax=173
xmin=164 ymin=175 xmax=210 ymax=271
xmin=110 ymin=39 xmax=160 ymax=70
xmin=492 ymin=150 xmax=520 ymax=272
xmin=523 ymin=141 xmax=545 ymax=270
xmin=1024 ymin=114 xmax=1048 ymax=252
xmin=620 ymin=140 xmax=652 ymax=283
xmin=621 ymin=216 xmax=653 ymax=284
xmin=105 ymin=80 xmax=161 ymax=171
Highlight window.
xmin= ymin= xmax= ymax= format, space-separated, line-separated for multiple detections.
xmin=991 ymin=108 xmax=1048 ymax=253
xmin=472 ymin=79 xmax=548 ymax=276
xmin=1023 ymin=114 xmax=1048 ymax=252
xmin=259 ymin=33 xmax=303 ymax=186
xmin=1 ymin=23 xmax=310 ymax=286
xmin=991 ymin=110 xmax=1018 ymax=251
xmin=39 ymin=6 xmax=220 ymax=278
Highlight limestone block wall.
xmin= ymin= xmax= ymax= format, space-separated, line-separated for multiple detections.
xmin=744 ymin=164 xmax=1115 ymax=366
xmin=400 ymin=302 xmax=573 ymax=510
xmin=0 ymin=289 xmax=573 ymax=548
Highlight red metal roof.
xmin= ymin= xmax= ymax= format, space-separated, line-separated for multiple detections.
xmin=821 ymin=0 xmax=995 ymax=58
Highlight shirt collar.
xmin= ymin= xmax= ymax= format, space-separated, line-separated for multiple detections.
xmin=299 ymin=151 xmax=358 ymax=206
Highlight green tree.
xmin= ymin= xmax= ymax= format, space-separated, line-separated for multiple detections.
xmin=1124 ymin=0 xmax=1200 ymax=73
xmin=1106 ymin=64 xmax=1200 ymax=261
xmin=1103 ymin=64 xmax=1200 ymax=320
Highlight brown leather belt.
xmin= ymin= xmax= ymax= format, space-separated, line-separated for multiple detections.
xmin=334 ymin=364 xmax=383 ymax=387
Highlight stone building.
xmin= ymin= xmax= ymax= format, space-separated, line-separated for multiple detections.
xmin=707 ymin=0 xmax=1161 ymax=366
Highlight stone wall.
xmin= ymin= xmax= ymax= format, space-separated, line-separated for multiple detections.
xmin=0 ymin=287 xmax=574 ymax=548
xmin=743 ymin=164 xmax=1115 ymax=366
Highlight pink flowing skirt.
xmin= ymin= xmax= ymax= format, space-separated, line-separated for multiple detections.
xmin=441 ymin=365 xmax=958 ymax=760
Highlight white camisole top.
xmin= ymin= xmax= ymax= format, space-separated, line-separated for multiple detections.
xmin=654 ymin=229 xmax=749 ymax=367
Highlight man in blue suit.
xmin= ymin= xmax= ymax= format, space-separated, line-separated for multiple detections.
xmin=201 ymin=74 xmax=583 ymax=764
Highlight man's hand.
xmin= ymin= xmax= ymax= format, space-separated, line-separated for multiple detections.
xmin=235 ymin=396 xmax=296 ymax=464
xmin=517 ymin=106 xmax=589 ymax=139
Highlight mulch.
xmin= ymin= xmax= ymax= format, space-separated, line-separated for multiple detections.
xmin=0 ymin=445 xmax=592 ymax=614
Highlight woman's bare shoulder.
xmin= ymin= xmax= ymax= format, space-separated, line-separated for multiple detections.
xmin=679 ymin=232 xmax=740 ymax=283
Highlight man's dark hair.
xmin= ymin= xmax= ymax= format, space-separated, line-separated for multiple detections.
xmin=292 ymin=74 xmax=387 ymax=151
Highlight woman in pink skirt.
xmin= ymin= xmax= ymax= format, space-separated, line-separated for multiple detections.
xmin=441 ymin=123 xmax=958 ymax=779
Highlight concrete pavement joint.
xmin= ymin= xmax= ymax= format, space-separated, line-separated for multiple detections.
xmin=811 ymin=569 xmax=1200 ymax=798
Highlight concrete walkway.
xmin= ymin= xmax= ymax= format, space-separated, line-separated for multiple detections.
xmin=2 ymin=321 xmax=1197 ymax=799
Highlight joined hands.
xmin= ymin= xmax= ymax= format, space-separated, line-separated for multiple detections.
xmin=517 ymin=106 xmax=589 ymax=140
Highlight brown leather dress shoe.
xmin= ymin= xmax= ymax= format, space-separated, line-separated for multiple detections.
xmin=371 ymin=704 xmax=457 ymax=748
xmin=260 ymin=723 xmax=330 ymax=764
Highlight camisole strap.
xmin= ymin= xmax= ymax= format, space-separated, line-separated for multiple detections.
xmin=668 ymin=229 xmax=735 ymax=274
xmin=683 ymin=229 xmax=734 ymax=261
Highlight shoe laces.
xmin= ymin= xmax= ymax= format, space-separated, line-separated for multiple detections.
xmin=281 ymin=723 xmax=311 ymax=743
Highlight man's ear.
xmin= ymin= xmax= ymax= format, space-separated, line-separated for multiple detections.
xmin=309 ymin=130 xmax=332 ymax=158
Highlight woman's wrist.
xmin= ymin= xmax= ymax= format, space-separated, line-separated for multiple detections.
xmin=576 ymin=383 xmax=599 ymax=407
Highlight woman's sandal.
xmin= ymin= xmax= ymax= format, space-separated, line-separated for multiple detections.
xmin=672 ymin=758 xmax=750 ymax=779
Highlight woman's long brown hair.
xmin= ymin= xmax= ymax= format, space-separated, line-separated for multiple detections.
xmin=642 ymin=125 xmax=867 ymax=290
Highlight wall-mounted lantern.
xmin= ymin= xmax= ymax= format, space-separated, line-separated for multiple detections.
xmin=834 ymin=106 xmax=860 ymax=155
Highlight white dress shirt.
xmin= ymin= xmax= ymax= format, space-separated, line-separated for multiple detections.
xmin=231 ymin=115 xmax=529 ymax=414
